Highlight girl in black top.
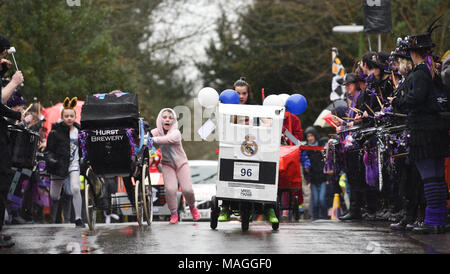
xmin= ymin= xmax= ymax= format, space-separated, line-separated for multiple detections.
xmin=45 ymin=97 xmax=84 ymax=228
xmin=389 ymin=24 xmax=449 ymax=234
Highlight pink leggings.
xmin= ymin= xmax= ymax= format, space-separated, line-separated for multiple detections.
xmin=162 ymin=163 xmax=196 ymax=211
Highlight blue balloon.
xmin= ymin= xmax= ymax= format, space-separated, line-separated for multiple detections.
xmin=219 ymin=89 xmax=240 ymax=104
xmin=286 ymin=94 xmax=307 ymax=114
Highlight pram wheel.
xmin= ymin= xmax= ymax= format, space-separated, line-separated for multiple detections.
xmin=84 ymin=168 xmax=97 ymax=231
xmin=240 ymin=202 xmax=251 ymax=232
xmin=135 ymin=162 xmax=153 ymax=226
xmin=210 ymin=196 xmax=219 ymax=229
xmin=134 ymin=178 xmax=144 ymax=226
xmin=293 ymin=196 xmax=300 ymax=221
xmin=272 ymin=197 xmax=281 ymax=231
xmin=141 ymin=162 xmax=153 ymax=225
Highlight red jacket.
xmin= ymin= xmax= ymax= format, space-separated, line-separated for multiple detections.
xmin=282 ymin=112 xmax=303 ymax=144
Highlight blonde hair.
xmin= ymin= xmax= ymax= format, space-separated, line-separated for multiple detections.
xmin=398 ymin=58 xmax=413 ymax=75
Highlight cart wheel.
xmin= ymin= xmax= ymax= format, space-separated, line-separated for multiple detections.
xmin=84 ymin=170 xmax=96 ymax=231
xmin=141 ymin=163 xmax=153 ymax=225
xmin=276 ymin=192 xmax=283 ymax=221
xmin=240 ymin=202 xmax=251 ymax=232
xmin=294 ymin=196 xmax=300 ymax=221
xmin=134 ymin=178 xmax=144 ymax=226
xmin=272 ymin=196 xmax=281 ymax=231
xmin=210 ymin=196 xmax=219 ymax=229
xmin=287 ymin=192 xmax=294 ymax=221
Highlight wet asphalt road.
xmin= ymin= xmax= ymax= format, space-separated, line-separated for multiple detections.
xmin=1 ymin=219 xmax=449 ymax=254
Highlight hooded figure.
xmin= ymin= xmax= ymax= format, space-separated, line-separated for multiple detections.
xmin=303 ymin=126 xmax=328 ymax=219
xmin=151 ymin=108 xmax=200 ymax=223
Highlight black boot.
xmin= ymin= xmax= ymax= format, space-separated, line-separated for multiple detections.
xmin=0 ymin=233 xmax=12 ymax=241
xmin=439 ymin=224 xmax=449 ymax=233
xmin=390 ymin=217 xmax=408 ymax=231
xmin=50 ymin=199 xmax=60 ymax=224
xmin=406 ymin=219 xmax=422 ymax=231
xmin=75 ymin=218 xmax=85 ymax=228
xmin=340 ymin=190 xmax=362 ymax=221
xmin=0 ymin=237 xmax=14 ymax=248
xmin=363 ymin=211 xmax=377 ymax=221
xmin=339 ymin=210 xmax=362 ymax=221
xmin=412 ymin=223 xmax=442 ymax=234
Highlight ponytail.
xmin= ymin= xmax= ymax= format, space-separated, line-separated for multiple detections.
xmin=424 ymin=54 xmax=438 ymax=79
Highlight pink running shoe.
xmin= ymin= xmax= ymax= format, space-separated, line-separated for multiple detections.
xmin=190 ymin=207 xmax=201 ymax=221
xmin=169 ymin=213 xmax=179 ymax=224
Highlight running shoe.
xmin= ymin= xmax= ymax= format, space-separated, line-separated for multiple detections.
xmin=218 ymin=208 xmax=230 ymax=222
xmin=75 ymin=219 xmax=85 ymax=228
xmin=190 ymin=207 xmax=201 ymax=221
xmin=169 ymin=213 xmax=179 ymax=224
xmin=265 ymin=208 xmax=279 ymax=224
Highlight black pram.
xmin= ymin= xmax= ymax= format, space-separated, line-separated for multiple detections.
xmin=79 ymin=92 xmax=153 ymax=230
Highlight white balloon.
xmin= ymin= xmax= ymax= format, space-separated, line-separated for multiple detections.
xmin=197 ymin=87 xmax=219 ymax=108
xmin=263 ymin=94 xmax=284 ymax=106
xmin=278 ymin=94 xmax=290 ymax=105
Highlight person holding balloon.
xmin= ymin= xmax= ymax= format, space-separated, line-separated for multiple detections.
xmin=261 ymin=93 xmax=308 ymax=223
xmin=282 ymin=94 xmax=305 ymax=146
xmin=281 ymin=94 xmax=307 ymax=218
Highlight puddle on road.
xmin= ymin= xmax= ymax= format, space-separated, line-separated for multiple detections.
xmin=65 ymin=224 xmax=155 ymax=254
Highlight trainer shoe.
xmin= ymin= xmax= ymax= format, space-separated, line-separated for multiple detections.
xmin=218 ymin=208 xmax=230 ymax=222
xmin=265 ymin=208 xmax=279 ymax=224
xmin=75 ymin=219 xmax=85 ymax=228
xmin=0 ymin=233 xmax=12 ymax=241
xmin=169 ymin=213 xmax=179 ymax=224
xmin=190 ymin=207 xmax=201 ymax=221
xmin=0 ymin=238 xmax=14 ymax=248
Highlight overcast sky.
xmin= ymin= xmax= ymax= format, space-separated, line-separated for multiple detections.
xmin=148 ymin=0 xmax=253 ymax=92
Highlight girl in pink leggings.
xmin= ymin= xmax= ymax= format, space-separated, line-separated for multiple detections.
xmin=151 ymin=108 xmax=200 ymax=224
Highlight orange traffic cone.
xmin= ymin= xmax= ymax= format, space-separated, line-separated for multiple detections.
xmin=331 ymin=193 xmax=343 ymax=220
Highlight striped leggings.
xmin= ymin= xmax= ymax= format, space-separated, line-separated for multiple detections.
xmin=415 ymin=158 xmax=448 ymax=226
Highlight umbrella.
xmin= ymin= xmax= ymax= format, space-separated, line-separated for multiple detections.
xmin=313 ymin=99 xmax=348 ymax=128
xmin=42 ymin=100 xmax=84 ymax=137
xmin=325 ymin=99 xmax=348 ymax=112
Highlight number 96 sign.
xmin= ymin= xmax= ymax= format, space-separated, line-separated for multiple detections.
xmin=233 ymin=162 xmax=260 ymax=181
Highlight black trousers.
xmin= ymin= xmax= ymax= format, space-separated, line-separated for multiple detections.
xmin=398 ymin=158 xmax=425 ymax=222
xmin=379 ymin=160 xmax=401 ymax=212
xmin=345 ymin=150 xmax=378 ymax=214
xmin=0 ymin=172 xmax=13 ymax=231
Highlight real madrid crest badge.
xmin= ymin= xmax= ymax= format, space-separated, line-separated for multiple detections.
xmin=241 ymin=135 xmax=258 ymax=156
